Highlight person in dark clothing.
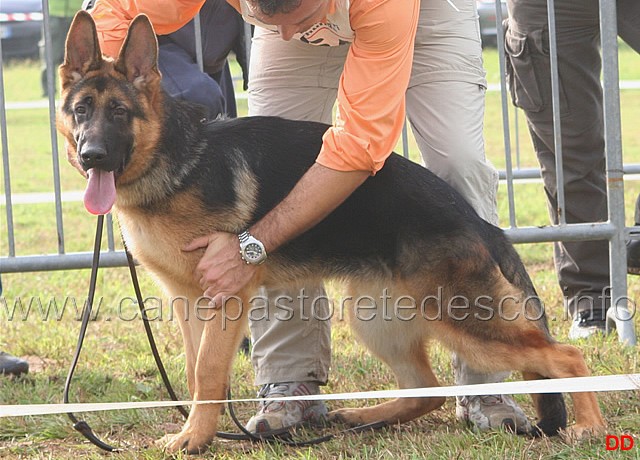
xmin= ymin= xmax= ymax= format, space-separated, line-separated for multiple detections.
xmin=84 ymin=0 xmax=248 ymax=119
xmin=0 ymin=276 xmax=29 ymax=376
xmin=156 ymin=0 xmax=248 ymax=118
xmin=503 ymin=0 xmax=639 ymax=338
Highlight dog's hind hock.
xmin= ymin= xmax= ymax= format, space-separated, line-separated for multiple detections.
xmin=521 ymin=344 xmax=605 ymax=437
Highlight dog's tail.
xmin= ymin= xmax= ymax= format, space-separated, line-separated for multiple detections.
xmin=528 ymin=387 xmax=568 ymax=437
xmin=491 ymin=236 xmax=540 ymax=303
xmin=486 ymin=227 xmax=569 ymax=436
xmin=485 ymin=226 xmax=548 ymax=328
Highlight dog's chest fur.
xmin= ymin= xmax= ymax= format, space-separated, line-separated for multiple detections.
xmin=115 ymin=204 xmax=207 ymax=291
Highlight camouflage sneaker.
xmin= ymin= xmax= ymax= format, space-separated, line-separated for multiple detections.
xmin=245 ymin=381 xmax=328 ymax=436
xmin=456 ymin=395 xmax=531 ymax=433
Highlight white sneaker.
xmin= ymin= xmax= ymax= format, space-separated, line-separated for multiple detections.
xmin=568 ymin=310 xmax=607 ymax=340
xmin=245 ymin=381 xmax=328 ymax=436
xmin=456 ymin=395 xmax=532 ymax=433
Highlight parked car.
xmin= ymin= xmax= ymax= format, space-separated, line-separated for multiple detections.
xmin=0 ymin=0 xmax=43 ymax=59
xmin=477 ymin=0 xmax=508 ymax=47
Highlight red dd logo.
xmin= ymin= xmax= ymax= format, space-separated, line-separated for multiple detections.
xmin=606 ymin=434 xmax=635 ymax=451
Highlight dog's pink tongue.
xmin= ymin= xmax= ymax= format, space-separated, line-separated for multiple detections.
xmin=84 ymin=169 xmax=116 ymax=215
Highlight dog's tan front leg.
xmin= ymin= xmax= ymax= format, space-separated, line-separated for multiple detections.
xmin=170 ymin=294 xmax=206 ymax=399
xmin=161 ymin=298 xmax=247 ymax=454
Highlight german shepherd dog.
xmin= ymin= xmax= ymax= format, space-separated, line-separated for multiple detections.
xmin=59 ymin=11 xmax=605 ymax=453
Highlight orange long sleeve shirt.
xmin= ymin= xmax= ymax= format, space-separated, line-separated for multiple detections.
xmin=89 ymin=0 xmax=419 ymax=174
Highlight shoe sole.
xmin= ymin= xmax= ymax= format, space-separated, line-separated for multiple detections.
xmin=249 ymin=417 xmax=329 ymax=439
xmin=248 ymin=409 xmax=328 ymax=439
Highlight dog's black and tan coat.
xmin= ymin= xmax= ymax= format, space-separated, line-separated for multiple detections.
xmin=58 ymin=11 xmax=605 ymax=454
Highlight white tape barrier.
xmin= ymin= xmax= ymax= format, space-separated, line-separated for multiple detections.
xmin=1 ymin=374 xmax=639 ymax=418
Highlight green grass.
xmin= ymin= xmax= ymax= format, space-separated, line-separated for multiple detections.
xmin=1 ymin=46 xmax=640 ymax=459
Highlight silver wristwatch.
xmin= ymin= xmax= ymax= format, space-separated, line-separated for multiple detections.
xmin=238 ymin=230 xmax=267 ymax=265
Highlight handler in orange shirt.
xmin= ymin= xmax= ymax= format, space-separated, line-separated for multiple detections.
xmin=88 ymin=0 xmax=528 ymax=435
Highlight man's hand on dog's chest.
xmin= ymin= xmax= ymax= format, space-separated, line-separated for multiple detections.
xmin=183 ymin=231 xmax=258 ymax=308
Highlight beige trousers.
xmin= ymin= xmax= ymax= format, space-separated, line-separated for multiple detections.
xmin=248 ymin=0 xmax=501 ymax=386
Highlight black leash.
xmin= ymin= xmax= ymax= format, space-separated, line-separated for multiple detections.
xmin=64 ymin=215 xmax=120 ymax=452
xmin=64 ymin=214 xmax=189 ymax=451
xmin=64 ymin=215 xmax=385 ymax=452
xmin=123 ymin=246 xmax=189 ymax=420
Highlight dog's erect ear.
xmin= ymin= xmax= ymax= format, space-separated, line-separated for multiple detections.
xmin=114 ymin=14 xmax=160 ymax=88
xmin=60 ymin=11 xmax=103 ymax=89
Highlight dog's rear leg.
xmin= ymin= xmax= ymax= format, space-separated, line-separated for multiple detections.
xmin=329 ymin=339 xmax=445 ymax=426
xmin=523 ymin=343 xmax=605 ymax=440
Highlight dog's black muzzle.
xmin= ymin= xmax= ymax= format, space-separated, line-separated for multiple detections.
xmin=77 ymin=132 xmax=128 ymax=173
xmin=79 ymin=140 xmax=110 ymax=170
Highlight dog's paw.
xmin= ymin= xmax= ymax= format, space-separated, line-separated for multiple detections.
xmin=157 ymin=428 xmax=213 ymax=454
xmin=560 ymin=424 xmax=606 ymax=443
xmin=328 ymin=408 xmax=369 ymax=426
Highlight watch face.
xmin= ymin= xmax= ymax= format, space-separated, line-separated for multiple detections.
xmin=244 ymin=242 xmax=264 ymax=261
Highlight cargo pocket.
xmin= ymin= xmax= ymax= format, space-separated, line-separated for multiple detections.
xmin=504 ymin=24 xmax=544 ymax=113
xmin=504 ymin=23 xmax=571 ymax=117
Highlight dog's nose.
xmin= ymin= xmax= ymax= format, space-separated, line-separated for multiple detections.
xmin=80 ymin=143 xmax=108 ymax=168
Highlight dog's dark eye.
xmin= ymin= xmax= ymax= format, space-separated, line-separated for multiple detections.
xmin=113 ymin=106 xmax=127 ymax=118
xmin=75 ymin=96 xmax=92 ymax=115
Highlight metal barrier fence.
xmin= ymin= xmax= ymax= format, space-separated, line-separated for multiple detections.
xmin=0 ymin=0 xmax=637 ymax=344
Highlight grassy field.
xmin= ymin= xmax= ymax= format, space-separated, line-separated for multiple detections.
xmin=1 ymin=44 xmax=640 ymax=459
